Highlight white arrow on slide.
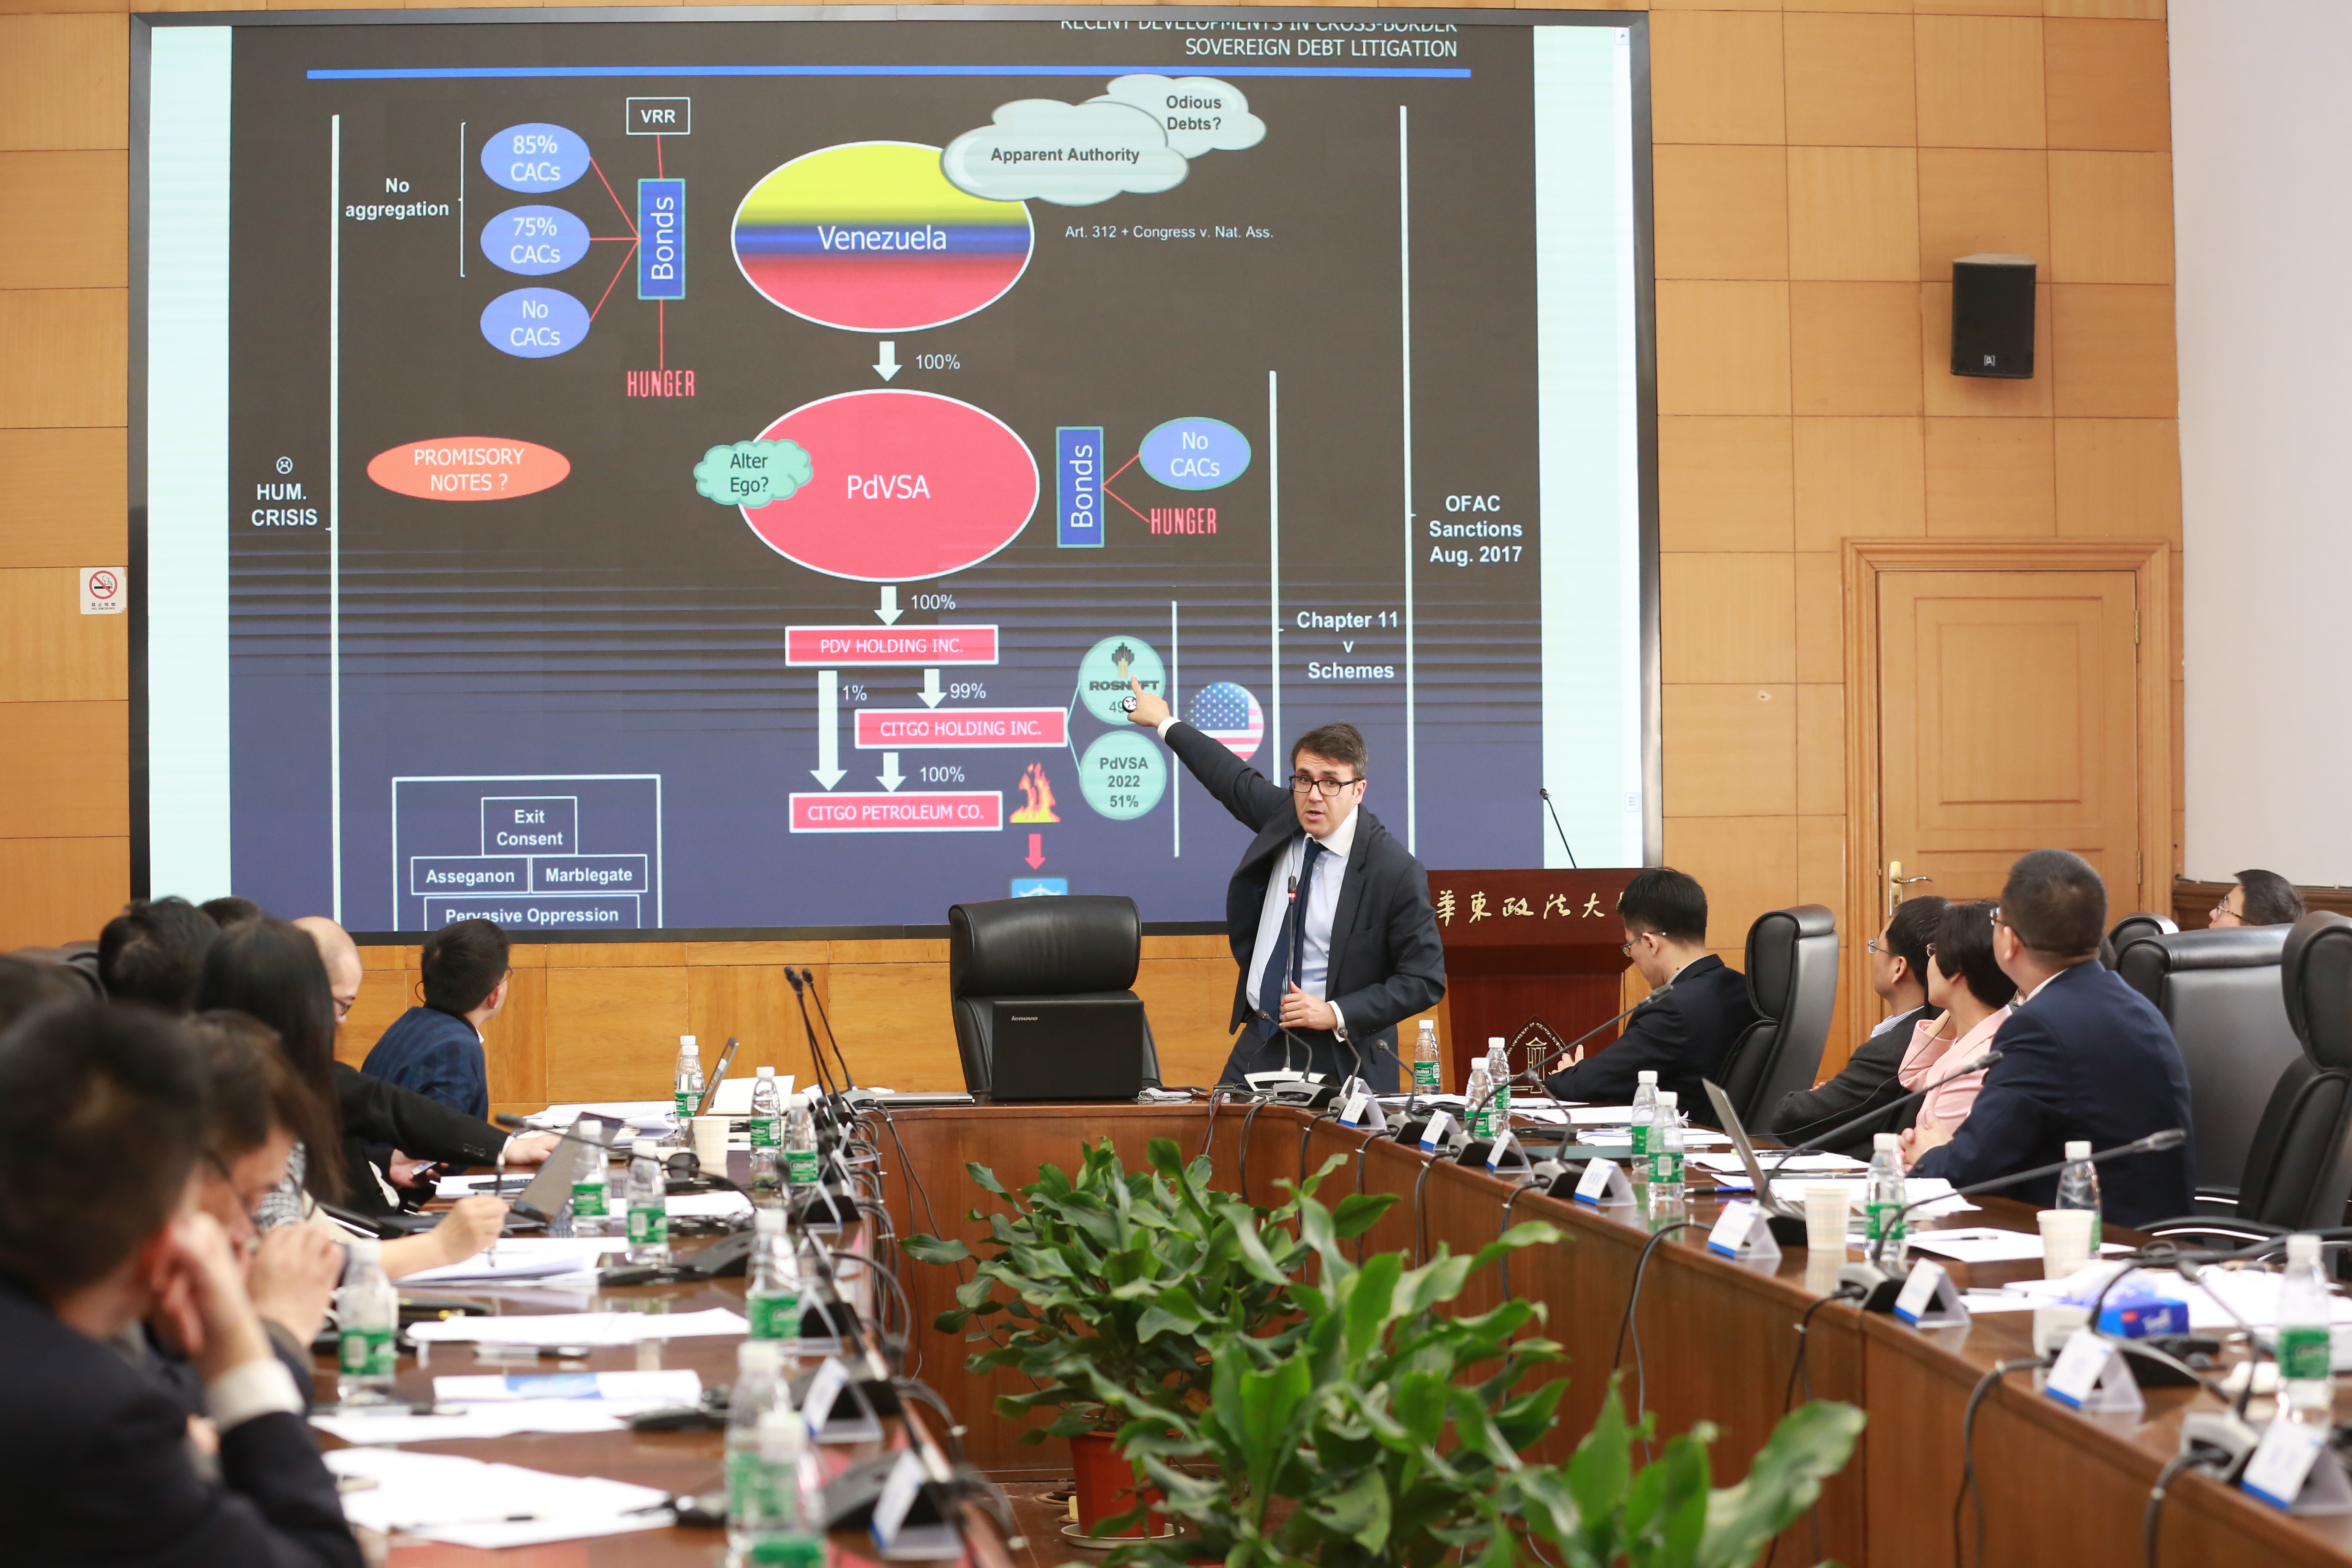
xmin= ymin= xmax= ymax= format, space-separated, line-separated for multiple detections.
xmin=919 ymin=668 xmax=946 ymax=709
xmin=811 ymin=670 xmax=846 ymax=788
xmin=874 ymin=340 xmax=900 ymax=382
xmin=876 ymin=586 xmax=901 ymax=625
xmin=878 ymin=752 xmax=906 ymax=792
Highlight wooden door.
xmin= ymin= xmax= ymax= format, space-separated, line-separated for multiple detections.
xmin=1876 ymin=569 xmax=2145 ymax=918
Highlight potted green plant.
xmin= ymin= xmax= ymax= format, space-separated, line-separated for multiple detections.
xmin=905 ymin=1138 xmax=1394 ymax=1535
xmin=1091 ymin=1188 xmax=1864 ymax=1568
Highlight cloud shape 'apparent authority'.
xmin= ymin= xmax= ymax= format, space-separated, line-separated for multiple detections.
xmin=941 ymin=98 xmax=1189 ymax=207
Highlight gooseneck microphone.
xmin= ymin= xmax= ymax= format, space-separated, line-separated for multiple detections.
xmin=1538 ymin=787 xmax=1579 ymax=870
xmin=1763 ymin=1049 xmax=2004 ymax=1180
xmin=1870 ymin=1127 xmax=2187 ymax=1269
xmin=1524 ymin=995 xmax=1653 ymax=1084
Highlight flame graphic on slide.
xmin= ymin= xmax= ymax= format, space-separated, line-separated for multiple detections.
xmin=1011 ymin=764 xmax=1059 ymax=824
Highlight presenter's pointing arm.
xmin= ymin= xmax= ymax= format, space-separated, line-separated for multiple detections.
xmin=1131 ymin=679 xmax=1290 ymax=831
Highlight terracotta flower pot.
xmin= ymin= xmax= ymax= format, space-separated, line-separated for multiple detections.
xmin=1070 ymin=1430 xmax=1164 ymax=1537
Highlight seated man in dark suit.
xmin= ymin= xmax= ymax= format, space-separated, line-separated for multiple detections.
xmin=363 ymin=916 xmax=512 ymax=1120
xmin=0 ymin=1002 xmax=361 ymax=1568
xmin=1769 ymin=894 xmax=1949 ymax=1155
xmin=1908 ymin=849 xmax=2196 ymax=1228
xmin=1543 ymin=866 xmax=1758 ymax=1118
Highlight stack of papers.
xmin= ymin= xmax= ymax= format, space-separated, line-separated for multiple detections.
xmin=314 ymin=1370 xmax=703 ymax=1447
xmin=1689 ymin=1151 xmax=1867 ymax=1176
xmin=1906 ymin=1228 xmax=2131 ymax=1265
xmin=326 ymin=1447 xmax=673 ymax=1548
xmin=1755 ymin=1175 xmax=1976 ymax=1218
xmin=666 ymin=1189 xmax=753 ymax=1220
xmin=523 ymin=1102 xmax=678 ymax=1132
xmin=398 ymin=1238 xmax=628 ymax=1286
xmin=406 ymin=1307 xmax=751 ymax=1348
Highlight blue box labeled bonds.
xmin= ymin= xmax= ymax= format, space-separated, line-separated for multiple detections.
xmin=424 ymin=895 xmax=641 ymax=932
xmin=410 ymin=856 xmax=528 ymax=897
xmin=638 ymin=178 xmax=684 ymax=300
xmin=483 ymin=797 xmax=576 ymax=854
xmin=1057 ymin=428 xmax=1102 ymax=548
xmin=532 ymin=855 xmax=650 ymax=894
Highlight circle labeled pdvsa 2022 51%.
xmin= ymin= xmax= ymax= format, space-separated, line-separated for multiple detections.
xmin=1078 ymin=732 xmax=1167 ymax=821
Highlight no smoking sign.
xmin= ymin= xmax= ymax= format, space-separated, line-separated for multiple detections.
xmin=81 ymin=567 xmax=125 ymax=616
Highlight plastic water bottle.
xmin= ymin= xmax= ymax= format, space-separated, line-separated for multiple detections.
xmin=1413 ymin=1019 xmax=1441 ymax=1098
xmin=749 ymin=1066 xmax=783 ymax=1149
xmin=570 ymin=1152 xmax=609 ymax=1238
xmin=747 ymin=1206 xmax=805 ymax=1343
xmin=1485 ymin=1037 xmax=1511 ymax=1132
xmin=726 ymin=1338 xmax=789 ymax=1538
xmin=783 ymin=1096 xmax=821 ymax=1192
xmin=335 ymin=1236 xmax=399 ymax=1405
xmin=1865 ymin=1132 xmax=1908 ymax=1266
xmin=736 ymin=1408 xmax=823 ymax=1568
xmin=2056 ymin=1140 xmax=2103 ymax=1252
xmin=672 ymin=1034 xmax=704 ymax=1136
xmin=1647 ymin=1090 xmax=1684 ymax=1205
xmin=2279 ymin=1232 xmax=2335 ymax=1426
xmin=1629 ymin=1071 xmax=1660 ymax=1168
xmin=625 ymin=1136 xmax=671 ymax=1266
xmin=1463 ymin=1058 xmax=1492 ymax=1141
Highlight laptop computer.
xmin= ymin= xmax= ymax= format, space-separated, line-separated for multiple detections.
xmin=1701 ymin=1079 xmax=1806 ymax=1221
xmin=986 ymin=996 xmax=1145 ymax=1102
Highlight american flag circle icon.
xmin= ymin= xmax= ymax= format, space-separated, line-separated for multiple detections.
xmin=1189 ymin=682 xmax=1265 ymax=761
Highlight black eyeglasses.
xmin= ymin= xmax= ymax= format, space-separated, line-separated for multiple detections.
xmin=1288 ymin=775 xmax=1362 ymax=798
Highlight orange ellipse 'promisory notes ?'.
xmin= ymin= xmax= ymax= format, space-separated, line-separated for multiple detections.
xmin=366 ymin=437 xmax=570 ymax=501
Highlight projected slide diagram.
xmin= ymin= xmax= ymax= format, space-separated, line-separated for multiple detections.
xmin=188 ymin=17 xmax=1643 ymax=930
xmin=390 ymin=777 xmax=664 ymax=932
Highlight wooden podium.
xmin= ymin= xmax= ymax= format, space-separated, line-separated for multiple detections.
xmin=1426 ymin=868 xmax=1639 ymax=1090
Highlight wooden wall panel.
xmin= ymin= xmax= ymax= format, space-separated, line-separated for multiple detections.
xmin=0 ymin=700 xmax=127 ymax=837
xmin=0 ymin=289 xmax=125 ymax=426
xmin=0 ymin=151 xmax=125 ymax=287
xmin=1131 ymin=956 xmax=1244 ymax=1090
xmin=0 ymin=836 xmax=127 ymax=950
xmin=0 ymin=0 xmax=2187 ymax=1096
xmin=0 ymin=567 xmax=125 ymax=699
xmin=543 ymin=964 xmax=692 ymax=1100
xmin=0 ymin=428 xmax=125 ymax=566
xmin=483 ymin=966 xmax=548 ymax=1111
xmin=688 ymin=962 xmax=823 ymax=1089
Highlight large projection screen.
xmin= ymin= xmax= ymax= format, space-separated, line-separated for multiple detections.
xmin=135 ymin=7 xmax=1657 ymax=937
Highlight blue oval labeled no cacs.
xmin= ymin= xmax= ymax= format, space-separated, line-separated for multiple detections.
xmin=480 ymin=288 xmax=590 ymax=359
xmin=481 ymin=123 xmax=591 ymax=194
xmin=1138 ymin=417 xmax=1251 ymax=492
xmin=482 ymin=205 xmax=590 ymax=276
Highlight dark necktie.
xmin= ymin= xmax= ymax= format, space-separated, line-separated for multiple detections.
xmin=1255 ymin=837 xmax=1325 ymax=1040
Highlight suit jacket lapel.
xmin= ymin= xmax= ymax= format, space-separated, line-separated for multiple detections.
xmin=1325 ymin=817 xmax=1377 ymax=995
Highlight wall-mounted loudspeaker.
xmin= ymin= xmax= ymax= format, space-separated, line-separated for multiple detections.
xmin=1950 ymin=254 xmax=2036 ymax=379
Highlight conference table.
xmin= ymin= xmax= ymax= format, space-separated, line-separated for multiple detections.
xmin=336 ymin=1100 xmax=2352 ymax=1568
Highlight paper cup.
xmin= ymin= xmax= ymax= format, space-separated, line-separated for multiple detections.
xmin=1804 ymin=1185 xmax=1851 ymax=1252
xmin=691 ymin=1114 xmax=732 ymax=1172
xmin=2038 ymin=1208 xmax=2094 ymax=1279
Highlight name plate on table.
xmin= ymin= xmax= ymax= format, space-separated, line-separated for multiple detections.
xmin=1339 ymin=1087 xmax=1386 ymax=1131
xmin=1486 ymin=1129 xmax=1517 ymax=1171
xmin=801 ymin=1356 xmax=883 ymax=1443
xmin=1892 ymin=1259 xmax=1969 ymax=1329
xmin=2042 ymin=1328 xmax=2144 ymax=1417
xmin=1419 ymin=1111 xmax=1455 ymax=1153
xmin=1704 ymin=1201 xmax=1781 ymax=1265
xmin=1574 ymin=1159 xmax=1635 ymax=1206
xmin=2243 ymin=1419 xmax=2352 ymax=1515
xmin=870 ymin=1450 xmax=964 ymax=1558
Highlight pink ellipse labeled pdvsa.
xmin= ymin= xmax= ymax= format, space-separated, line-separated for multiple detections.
xmin=742 ymin=390 xmax=1038 ymax=583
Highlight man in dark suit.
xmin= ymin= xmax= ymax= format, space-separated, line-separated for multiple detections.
xmin=0 ymin=1002 xmax=361 ymax=1568
xmin=1127 ymin=686 xmax=1443 ymax=1089
xmin=1769 ymin=894 xmax=1949 ymax=1155
xmin=1542 ymin=866 xmax=1758 ymax=1118
xmin=1908 ymin=849 xmax=2196 ymax=1228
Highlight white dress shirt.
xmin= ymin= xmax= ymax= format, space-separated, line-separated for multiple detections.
xmin=1241 ymin=807 xmax=1360 ymax=1040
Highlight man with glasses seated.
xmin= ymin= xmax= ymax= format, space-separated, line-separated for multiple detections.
xmin=362 ymin=917 xmax=512 ymax=1120
xmin=1541 ymin=866 xmax=1759 ymax=1123
xmin=1126 ymin=683 xmax=1443 ymax=1091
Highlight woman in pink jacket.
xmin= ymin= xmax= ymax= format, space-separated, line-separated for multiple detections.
xmin=1897 ymin=898 xmax=2017 ymax=1169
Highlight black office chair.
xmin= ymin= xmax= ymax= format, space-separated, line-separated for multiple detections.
xmin=2115 ymin=925 xmax=2300 ymax=1213
xmin=947 ymin=895 xmax=1161 ymax=1096
xmin=1715 ymin=905 xmax=1838 ymax=1127
xmin=7 ymin=942 xmax=105 ymax=1001
xmin=2101 ymin=911 xmax=2177 ymax=969
xmin=2145 ymin=912 xmax=2352 ymax=1247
